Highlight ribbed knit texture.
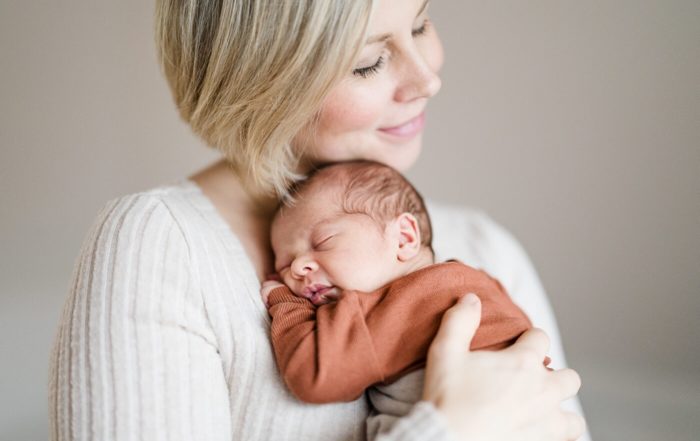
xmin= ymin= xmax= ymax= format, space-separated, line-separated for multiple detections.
xmin=49 ymin=180 xmax=588 ymax=441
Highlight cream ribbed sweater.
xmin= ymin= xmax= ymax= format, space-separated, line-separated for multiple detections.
xmin=49 ymin=180 xmax=587 ymax=441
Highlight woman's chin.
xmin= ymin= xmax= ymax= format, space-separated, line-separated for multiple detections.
xmin=298 ymin=135 xmax=423 ymax=172
xmin=378 ymin=137 xmax=423 ymax=172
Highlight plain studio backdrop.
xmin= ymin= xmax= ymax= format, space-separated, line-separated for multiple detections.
xmin=1 ymin=1 xmax=698 ymax=440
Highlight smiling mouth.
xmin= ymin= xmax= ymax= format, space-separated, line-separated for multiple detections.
xmin=378 ymin=112 xmax=426 ymax=139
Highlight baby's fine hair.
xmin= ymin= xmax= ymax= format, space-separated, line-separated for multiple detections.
xmin=284 ymin=161 xmax=433 ymax=249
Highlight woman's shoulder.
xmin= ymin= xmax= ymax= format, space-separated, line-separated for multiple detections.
xmin=95 ymin=180 xmax=207 ymax=227
xmin=90 ymin=180 xmax=237 ymax=249
xmin=426 ymin=200 xmax=544 ymax=301
xmin=74 ymin=181 xmax=237 ymax=286
xmin=426 ymin=200 xmax=517 ymax=265
xmin=426 ymin=200 xmax=566 ymax=361
xmin=76 ymin=182 xmax=198 ymax=269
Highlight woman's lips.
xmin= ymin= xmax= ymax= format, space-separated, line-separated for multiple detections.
xmin=378 ymin=112 xmax=426 ymax=139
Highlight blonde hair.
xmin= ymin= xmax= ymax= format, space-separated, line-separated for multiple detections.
xmin=155 ymin=0 xmax=374 ymax=196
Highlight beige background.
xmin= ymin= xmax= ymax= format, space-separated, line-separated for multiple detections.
xmin=1 ymin=1 xmax=698 ymax=440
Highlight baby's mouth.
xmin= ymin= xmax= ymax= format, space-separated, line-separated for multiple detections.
xmin=303 ymin=284 xmax=339 ymax=306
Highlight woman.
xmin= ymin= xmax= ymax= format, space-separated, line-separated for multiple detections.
xmin=49 ymin=1 xmax=587 ymax=440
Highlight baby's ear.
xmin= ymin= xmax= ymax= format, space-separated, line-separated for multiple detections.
xmin=395 ymin=212 xmax=421 ymax=262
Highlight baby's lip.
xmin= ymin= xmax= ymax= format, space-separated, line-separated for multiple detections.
xmin=302 ymin=283 xmax=333 ymax=298
xmin=302 ymin=284 xmax=339 ymax=305
xmin=310 ymin=291 xmax=339 ymax=306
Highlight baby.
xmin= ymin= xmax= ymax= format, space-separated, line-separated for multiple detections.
xmin=262 ymin=161 xmax=533 ymax=440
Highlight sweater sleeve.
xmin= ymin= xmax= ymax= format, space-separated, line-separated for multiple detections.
xmin=267 ymin=263 xmax=531 ymax=404
xmin=267 ymin=286 xmax=384 ymax=404
xmin=49 ymin=194 xmax=231 ymax=441
xmin=374 ymin=402 xmax=457 ymax=441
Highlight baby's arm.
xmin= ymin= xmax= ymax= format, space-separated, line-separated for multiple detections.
xmin=264 ymin=263 xmax=533 ymax=404
xmin=266 ymin=285 xmax=385 ymax=403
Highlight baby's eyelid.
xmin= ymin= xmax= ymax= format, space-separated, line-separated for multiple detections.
xmin=314 ymin=234 xmax=335 ymax=248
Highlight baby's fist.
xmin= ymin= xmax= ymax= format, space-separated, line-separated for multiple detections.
xmin=261 ymin=280 xmax=284 ymax=308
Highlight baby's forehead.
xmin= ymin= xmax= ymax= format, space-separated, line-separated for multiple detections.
xmin=279 ymin=179 xmax=343 ymax=215
xmin=272 ymin=184 xmax=343 ymax=229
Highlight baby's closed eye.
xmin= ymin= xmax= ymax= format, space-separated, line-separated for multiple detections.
xmin=312 ymin=234 xmax=336 ymax=250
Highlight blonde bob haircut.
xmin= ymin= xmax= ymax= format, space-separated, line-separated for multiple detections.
xmin=155 ymin=0 xmax=374 ymax=196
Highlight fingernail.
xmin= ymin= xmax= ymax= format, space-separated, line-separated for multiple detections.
xmin=461 ymin=293 xmax=479 ymax=304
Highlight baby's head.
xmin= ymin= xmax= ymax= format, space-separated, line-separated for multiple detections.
xmin=271 ymin=161 xmax=434 ymax=305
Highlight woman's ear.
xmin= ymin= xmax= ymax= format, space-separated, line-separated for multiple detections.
xmin=395 ymin=213 xmax=422 ymax=262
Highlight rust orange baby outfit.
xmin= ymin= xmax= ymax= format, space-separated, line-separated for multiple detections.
xmin=267 ymin=261 xmax=532 ymax=405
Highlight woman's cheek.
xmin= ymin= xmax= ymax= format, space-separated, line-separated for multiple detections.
xmin=318 ymin=81 xmax=388 ymax=135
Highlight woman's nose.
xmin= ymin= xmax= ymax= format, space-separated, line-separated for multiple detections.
xmin=394 ymin=51 xmax=442 ymax=103
xmin=290 ymin=256 xmax=318 ymax=278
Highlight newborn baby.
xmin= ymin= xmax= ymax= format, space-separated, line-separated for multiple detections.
xmin=262 ymin=161 xmax=533 ymax=440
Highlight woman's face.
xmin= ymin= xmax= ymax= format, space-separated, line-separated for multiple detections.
xmin=295 ymin=0 xmax=444 ymax=172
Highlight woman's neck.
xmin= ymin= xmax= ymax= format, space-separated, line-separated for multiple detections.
xmin=191 ymin=159 xmax=278 ymax=279
xmin=193 ymin=160 xmax=278 ymax=213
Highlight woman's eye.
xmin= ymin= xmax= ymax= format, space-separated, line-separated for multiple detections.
xmin=352 ymin=56 xmax=385 ymax=79
xmin=352 ymin=19 xmax=430 ymax=79
xmin=412 ymin=19 xmax=429 ymax=37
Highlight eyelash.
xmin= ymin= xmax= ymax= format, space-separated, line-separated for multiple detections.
xmin=352 ymin=56 xmax=386 ymax=79
xmin=412 ymin=20 xmax=429 ymax=37
xmin=352 ymin=19 xmax=430 ymax=79
xmin=313 ymin=235 xmax=334 ymax=249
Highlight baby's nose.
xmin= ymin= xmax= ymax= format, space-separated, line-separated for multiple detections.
xmin=291 ymin=256 xmax=318 ymax=277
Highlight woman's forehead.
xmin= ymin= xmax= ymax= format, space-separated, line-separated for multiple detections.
xmin=365 ymin=0 xmax=429 ymax=40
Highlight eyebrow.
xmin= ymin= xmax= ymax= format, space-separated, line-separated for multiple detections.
xmin=366 ymin=0 xmax=430 ymax=44
xmin=310 ymin=215 xmax=343 ymax=232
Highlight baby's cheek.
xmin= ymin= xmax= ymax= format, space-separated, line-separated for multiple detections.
xmin=278 ymin=272 xmax=297 ymax=296
xmin=332 ymin=255 xmax=379 ymax=292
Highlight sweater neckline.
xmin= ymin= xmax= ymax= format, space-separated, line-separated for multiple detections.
xmin=177 ymin=179 xmax=272 ymax=325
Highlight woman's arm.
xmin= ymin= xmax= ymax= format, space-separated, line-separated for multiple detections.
xmin=49 ymin=194 xmax=231 ymax=441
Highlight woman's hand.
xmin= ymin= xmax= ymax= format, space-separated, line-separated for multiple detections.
xmin=422 ymin=294 xmax=586 ymax=441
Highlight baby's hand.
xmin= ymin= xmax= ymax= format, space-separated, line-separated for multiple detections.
xmin=261 ymin=279 xmax=284 ymax=308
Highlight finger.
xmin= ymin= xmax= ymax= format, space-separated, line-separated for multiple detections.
xmin=430 ymin=293 xmax=482 ymax=360
xmin=521 ymin=409 xmax=586 ymax=441
xmin=562 ymin=411 xmax=587 ymax=441
xmin=505 ymin=328 xmax=550 ymax=364
xmin=547 ymin=368 xmax=582 ymax=401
